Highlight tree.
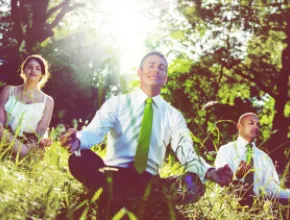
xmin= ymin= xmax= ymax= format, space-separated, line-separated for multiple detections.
xmin=145 ymin=0 xmax=290 ymax=169
xmin=0 ymin=0 xmax=121 ymax=129
xmin=0 ymin=0 xmax=84 ymax=84
xmin=41 ymin=30 xmax=120 ymax=128
xmin=162 ymin=0 xmax=290 ymax=172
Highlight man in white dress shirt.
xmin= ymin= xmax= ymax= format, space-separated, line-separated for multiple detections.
xmin=215 ymin=112 xmax=290 ymax=206
xmin=60 ymin=52 xmax=233 ymax=205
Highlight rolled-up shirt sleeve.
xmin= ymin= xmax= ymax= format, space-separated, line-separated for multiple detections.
xmin=77 ymin=96 xmax=118 ymax=149
xmin=171 ymin=111 xmax=212 ymax=182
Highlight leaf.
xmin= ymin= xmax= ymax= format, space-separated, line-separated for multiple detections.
xmin=112 ymin=207 xmax=138 ymax=220
xmin=170 ymin=30 xmax=185 ymax=40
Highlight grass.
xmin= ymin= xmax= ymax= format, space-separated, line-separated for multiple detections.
xmin=0 ymin=138 xmax=290 ymax=219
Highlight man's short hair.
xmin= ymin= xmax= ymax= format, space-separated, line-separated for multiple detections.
xmin=238 ymin=112 xmax=259 ymax=124
xmin=139 ymin=51 xmax=168 ymax=71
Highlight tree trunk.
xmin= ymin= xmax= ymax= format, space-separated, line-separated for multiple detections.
xmin=267 ymin=21 xmax=290 ymax=173
xmin=268 ymin=100 xmax=289 ymax=173
xmin=25 ymin=0 xmax=51 ymax=53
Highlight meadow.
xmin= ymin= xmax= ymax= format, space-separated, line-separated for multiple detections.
xmin=0 ymin=131 xmax=289 ymax=220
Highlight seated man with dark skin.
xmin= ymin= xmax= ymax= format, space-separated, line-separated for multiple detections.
xmin=215 ymin=112 xmax=290 ymax=207
xmin=60 ymin=52 xmax=233 ymax=212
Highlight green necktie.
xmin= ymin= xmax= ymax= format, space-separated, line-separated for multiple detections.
xmin=240 ymin=143 xmax=255 ymax=206
xmin=245 ymin=143 xmax=253 ymax=165
xmin=244 ymin=143 xmax=254 ymax=189
xmin=134 ymin=98 xmax=153 ymax=174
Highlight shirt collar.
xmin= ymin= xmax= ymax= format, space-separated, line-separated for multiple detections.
xmin=135 ymin=88 xmax=162 ymax=108
xmin=237 ymin=135 xmax=257 ymax=149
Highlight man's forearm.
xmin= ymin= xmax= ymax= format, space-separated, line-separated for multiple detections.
xmin=77 ymin=129 xmax=107 ymax=149
xmin=267 ymin=182 xmax=290 ymax=199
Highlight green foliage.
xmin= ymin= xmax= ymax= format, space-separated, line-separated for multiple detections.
xmin=0 ymin=0 xmax=121 ymax=129
xmin=147 ymin=0 xmax=290 ymax=167
xmin=0 ymin=144 xmax=77 ymax=219
xmin=1 ymin=120 xmax=290 ymax=219
xmin=170 ymin=30 xmax=185 ymax=40
xmin=218 ymin=83 xmax=251 ymax=105
xmin=112 ymin=208 xmax=137 ymax=220
xmin=168 ymin=58 xmax=192 ymax=75
xmin=1 ymin=138 xmax=290 ymax=219
xmin=40 ymin=29 xmax=120 ymax=127
xmin=284 ymin=101 xmax=290 ymax=118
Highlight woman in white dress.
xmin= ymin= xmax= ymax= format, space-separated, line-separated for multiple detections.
xmin=0 ymin=54 xmax=54 ymax=157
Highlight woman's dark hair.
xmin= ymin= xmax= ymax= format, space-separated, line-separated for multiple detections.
xmin=20 ymin=54 xmax=50 ymax=88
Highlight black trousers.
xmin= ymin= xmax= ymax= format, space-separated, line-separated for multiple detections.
xmin=68 ymin=149 xmax=205 ymax=204
xmin=232 ymin=180 xmax=254 ymax=207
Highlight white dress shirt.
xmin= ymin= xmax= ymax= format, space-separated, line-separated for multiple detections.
xmin=215 ymin=136 xmax=290 ymax=198
xmin=77 ymin=88 xmax=211 ymax=180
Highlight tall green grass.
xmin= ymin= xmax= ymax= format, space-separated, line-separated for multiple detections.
xmin=0 ymin=133 xmax=289 ymax=219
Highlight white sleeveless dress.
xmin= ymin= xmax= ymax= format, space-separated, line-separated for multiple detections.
xmin=4 ymin=87 xmax=47 ymax=136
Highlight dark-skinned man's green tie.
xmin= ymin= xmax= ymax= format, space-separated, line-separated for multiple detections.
xmin=134 ymin=98 xmax=153 ymax=174
xmin=240 ymin=143 xmax=255 ymax=207
xmin=244 ymin=143 xmax=254 ymax=187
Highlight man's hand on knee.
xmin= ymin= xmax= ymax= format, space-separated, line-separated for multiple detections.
xmin=206 ymin=165 xmax=233 ymax=187
xmin=59 ymin=128 xmax=80 ymax=153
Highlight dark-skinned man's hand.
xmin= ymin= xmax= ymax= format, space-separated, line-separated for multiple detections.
xmin=235 ymin=160 xmax=253 ymax=179
xmin=206 ymin=164 xmax=233 ymax=187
